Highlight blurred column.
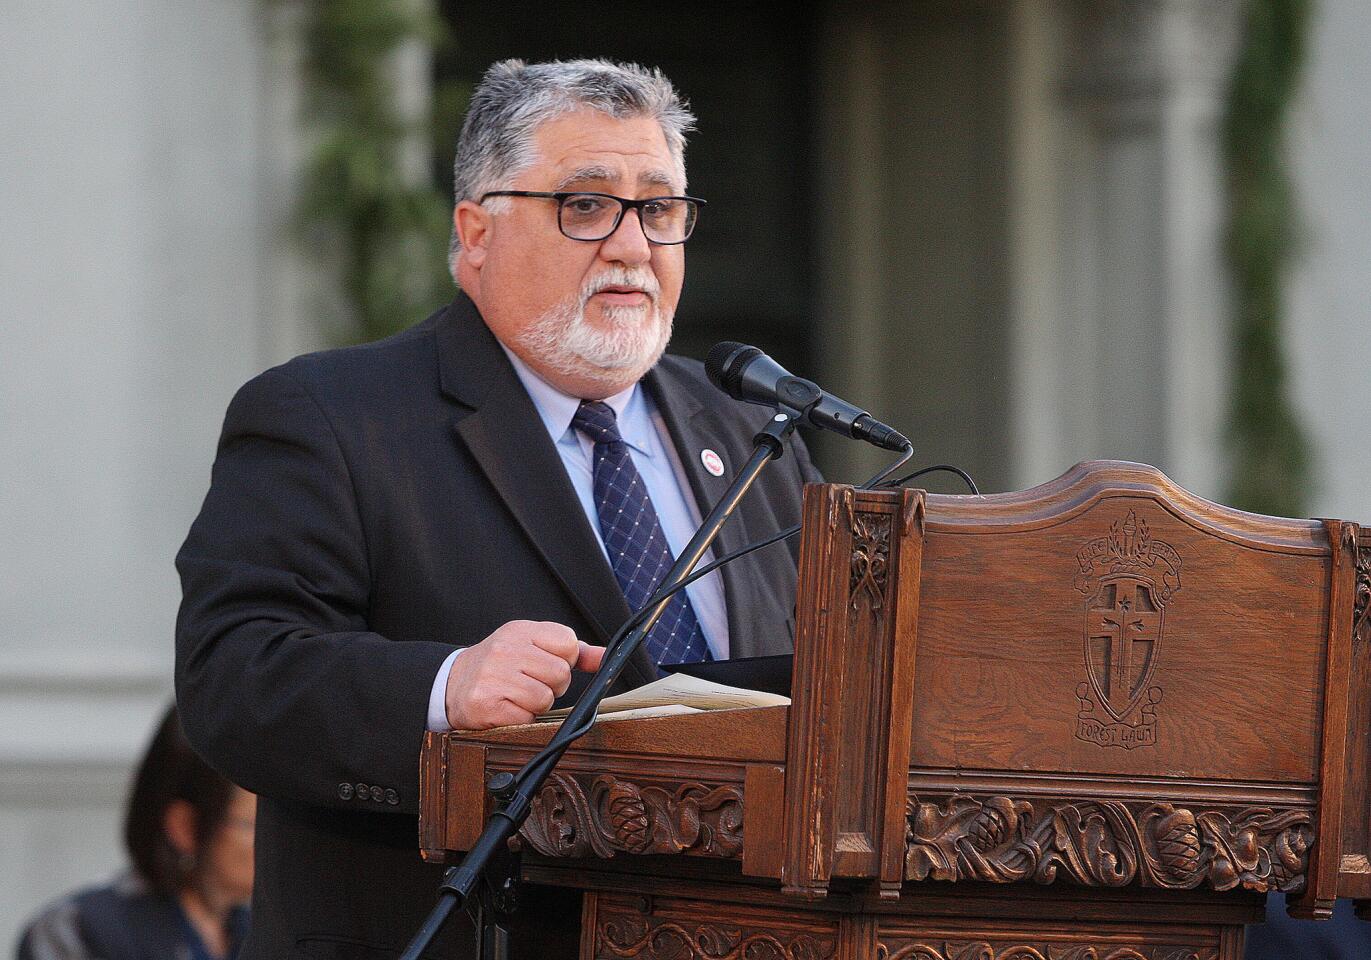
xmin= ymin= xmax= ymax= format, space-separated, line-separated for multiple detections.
xmin=815 ymin=0 xmax=1016 ymax=492
xmin=814 ymin=10 xmax=892 ymax=482
xmin=1009 ymin=0 xmax=1241 ymax=495
xmin=1284 ymin=0 xmax=1371 ymax=521
xmin=0 ymin=0 xmax=318 ymax=944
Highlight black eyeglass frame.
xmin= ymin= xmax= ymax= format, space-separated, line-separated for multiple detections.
xmin=478 ymin=190 xmax=706 ymax=245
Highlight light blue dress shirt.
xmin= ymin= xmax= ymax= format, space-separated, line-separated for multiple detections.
xmin=427 ymin=349 xmax=730 ymax=731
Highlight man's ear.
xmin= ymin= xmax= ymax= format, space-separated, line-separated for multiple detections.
xmin=454 ymin=200 xmax=491 ymax=270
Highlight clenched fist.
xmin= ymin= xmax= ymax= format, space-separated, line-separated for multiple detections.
xmin=445 ymin=620 xmax=606 ymax=730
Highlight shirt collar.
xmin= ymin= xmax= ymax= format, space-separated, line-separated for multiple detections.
xmin=501 ymin=344 xmax=655 ymax=457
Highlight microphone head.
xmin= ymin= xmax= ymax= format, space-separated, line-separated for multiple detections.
xmin=705 ymin=341 xmax=762 ymax=398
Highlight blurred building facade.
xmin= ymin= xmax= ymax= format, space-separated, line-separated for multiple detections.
xmin=1 ymin=0 xmax=1366 ymax=946
xmin=0 ymin=0 xmax=316 ymax=944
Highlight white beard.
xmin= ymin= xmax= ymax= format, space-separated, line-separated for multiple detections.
xmin=514 ymin=270 xmax=673 ymax=388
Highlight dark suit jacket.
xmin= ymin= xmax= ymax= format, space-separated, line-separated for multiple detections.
xmin=175 ymin=293 xmax=821 ymax=958
xmin=1244 ymin=893 xmax=1371 ymax=960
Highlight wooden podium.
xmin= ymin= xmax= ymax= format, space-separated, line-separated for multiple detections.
xmin=419 ymin=461 xmax=1371 ymax=959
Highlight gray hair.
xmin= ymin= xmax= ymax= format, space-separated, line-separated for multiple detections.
xmin=448 ymin=58 xmax=696 ymax=271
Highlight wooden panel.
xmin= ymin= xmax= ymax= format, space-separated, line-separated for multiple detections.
xmin=586 ymin=892 xmax=841 ymax=959
xmin=902 ymin=790 xmax=1312 ymax=893
xmin=781 ymin=483 xmax=853 ymax=897
xmin=880 ymin=488 xmax=925 ymax=895
xmin=837 ymin=914 xmax=878 ymax=960
xmin=742 ymin=764 xmax=785 ymax=879
xmin=1291 ymin=519 xmax=1358 ymax=917
xmin=579 ymin=892 xmax=599 ymax=960
xmin=447 ymin=741 xmax=488 ymax=853
xmin=782 ymin=485 xmax=923 ymax=897
xmin=1340 ymin=527 xmax=1371 ymax=901
xmin=878 ymin=916 xmax=1231 ymax=960
xmin=450 ymin=705 xmax=787 ymax=761
xmin=909 ymin=463 xmax=1331 ymax=784
xmin=418 ymin=731 xmax=446 ymax=860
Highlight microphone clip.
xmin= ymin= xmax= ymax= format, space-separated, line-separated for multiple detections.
xmin=752 ymin=409 xmax=800 ymax=459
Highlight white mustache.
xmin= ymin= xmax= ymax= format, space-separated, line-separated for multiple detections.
xmin=581 ymin=268 xmax=660 ymax=302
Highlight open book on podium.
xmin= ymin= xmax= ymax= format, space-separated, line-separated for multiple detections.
xmin=419 ymin=461 xmax=1371 ymax=959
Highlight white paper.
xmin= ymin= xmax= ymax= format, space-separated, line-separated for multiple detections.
xmin=536 ymin=672 xmax=789 ymax=721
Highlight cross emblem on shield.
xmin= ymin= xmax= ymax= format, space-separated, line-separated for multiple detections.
xmin=1083 ymin=576 xmax=1162 ymax=722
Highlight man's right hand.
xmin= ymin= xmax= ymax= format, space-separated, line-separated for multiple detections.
xmin=444 ymin=620 xmax=606 ymax=730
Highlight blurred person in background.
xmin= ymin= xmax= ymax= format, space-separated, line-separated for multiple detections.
xmin=15 ymin=705 xmax=253 ymax=960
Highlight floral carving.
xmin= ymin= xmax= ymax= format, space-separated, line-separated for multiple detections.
xmin=876 ymin=944 xmax=1209 ymax=960
xmin=904 ymin=794 xmax=1312 ymax=894
xmin=598 ymin=914 xmax=836 ymax=960
xmin=850 ymin=511 xmax=891 ymax=610
xmin=1354 ymin=543 xmax=1370 ymax=645
xmin=517 ymin=773 xmax=744 ymax=860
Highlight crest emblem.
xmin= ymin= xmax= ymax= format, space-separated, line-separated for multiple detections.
xmin=1073 ymin=511 xmax=1181 ymax=749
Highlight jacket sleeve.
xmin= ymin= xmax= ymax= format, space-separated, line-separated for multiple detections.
xmin=175 ymin=366 xmax=454 ymax=816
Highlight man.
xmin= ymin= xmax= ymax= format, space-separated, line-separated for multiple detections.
xmin=175 ymin=59 xmax=820 ymax=957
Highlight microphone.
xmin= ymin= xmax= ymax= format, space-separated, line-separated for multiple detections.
xmin=705 ymin=342 xmax=911 ymax=452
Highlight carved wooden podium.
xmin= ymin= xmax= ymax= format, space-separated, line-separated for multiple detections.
xmin=419 ymin=461 xmax=1371 ymax=959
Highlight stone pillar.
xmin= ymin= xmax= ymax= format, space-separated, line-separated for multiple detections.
xmin=815 ymin=0 xmax=1016 ymax=491
xmin=1008 ymin=0 xmax=1241 ymax=495
xmin=1285 ymin=0 xmax=1371 ymax=521
xmin=0 ymin=0 xmax=318 ymax=944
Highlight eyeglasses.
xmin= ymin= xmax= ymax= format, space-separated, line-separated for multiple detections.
xmin=479 ymin=191 xmax=705 ymax=245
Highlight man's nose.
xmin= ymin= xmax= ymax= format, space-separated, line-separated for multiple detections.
xmin=598 ymin=208 xmax=653 ymax=264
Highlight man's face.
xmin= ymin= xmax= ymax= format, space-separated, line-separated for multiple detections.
xmin=457 ymin=110 xmax=687 ymax=399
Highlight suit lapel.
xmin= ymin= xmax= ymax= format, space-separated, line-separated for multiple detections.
xmin=645 ymin=363 xmax=770 ymax=659
xmin=434 ymin=296 xmax=656 ymax=687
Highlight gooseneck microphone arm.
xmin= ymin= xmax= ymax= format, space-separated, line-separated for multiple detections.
xmin=397 ymin=412 xmax=801 ymax=960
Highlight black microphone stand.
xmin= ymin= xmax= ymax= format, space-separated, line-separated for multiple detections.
xmin=398 ymin=411 xmax=800 ymax=960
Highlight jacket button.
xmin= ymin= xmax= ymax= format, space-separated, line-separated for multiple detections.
xmin=355 ymin=783 xmax=368 ymax=800
xmin=384 ymin=789 xmax=399 ymax=806
xmin=339 ymin=783 xmax=354 ymax=800
xmin=369 ymin=785 xmax=384 ymax=803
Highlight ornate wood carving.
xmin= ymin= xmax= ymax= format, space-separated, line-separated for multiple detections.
xmin=414 ymin=464 xmax=1364 ymax=957
xmin=850 ymin=509 xmax=892 ymax=611
xmin=596 ymin=913 xmax=836 ymax=960
xmin=905 ymin=794 xmax=1313 ymax=894
xmin=517 ymin=772 xmax=743 ymax=860
xmin=1073 ymin=511 xmax=1182 ymax=750
xmin=1354 ymin=541 xmax=1370 ymax=645
xmin=876 ymin=944 xmax=1212 ymax=960
xmin=784 ymin=486 xmax=922 ymax=897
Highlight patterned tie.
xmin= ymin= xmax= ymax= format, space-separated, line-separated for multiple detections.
xmin=571 ymin=401 xmax=711 ymax=671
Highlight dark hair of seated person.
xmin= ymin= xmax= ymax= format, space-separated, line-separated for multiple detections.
xmin=124 ymin=706 xmax=238 ymax=895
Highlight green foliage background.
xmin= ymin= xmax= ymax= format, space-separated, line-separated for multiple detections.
xmin=1221 ymin=0 xmax=1313 ymax=516
xmin=289 ymin=0 xmax=464 ymax=343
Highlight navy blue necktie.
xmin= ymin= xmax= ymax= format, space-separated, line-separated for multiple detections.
xmin=571 ymin=401 xmax=711 ymax=671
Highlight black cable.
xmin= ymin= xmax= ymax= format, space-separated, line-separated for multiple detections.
xmin=885 ymin=463 xmax=980 ymax=495
xmin=861 ymin=441 xmax=916 ymax=489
